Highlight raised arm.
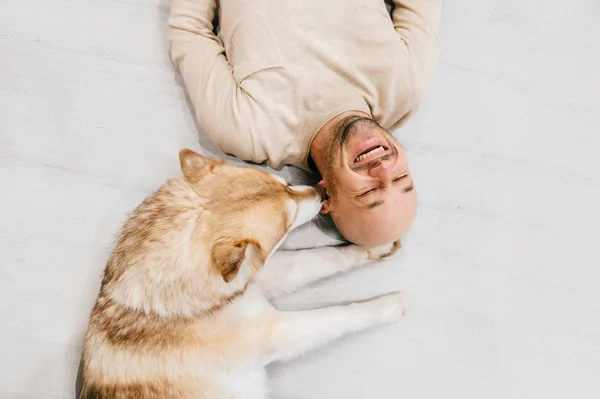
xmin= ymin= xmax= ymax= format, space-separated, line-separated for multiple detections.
xmin=392 ymin=0 xmax=443 ymax=97
xmin=168 ymin=0 xmax=255 ymax=160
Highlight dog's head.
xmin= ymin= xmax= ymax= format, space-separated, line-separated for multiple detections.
xmin=179 ymin=149 xmax=323 ymax=285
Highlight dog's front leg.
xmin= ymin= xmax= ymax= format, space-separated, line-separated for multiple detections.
xmin=256 ymin=241 xmax=401 ymax=298
xmin=261 ymin=292 xmax=409 ymax=365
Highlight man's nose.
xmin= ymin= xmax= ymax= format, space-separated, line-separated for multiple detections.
xmin=368 ymin=160 xmax=392 ymax=184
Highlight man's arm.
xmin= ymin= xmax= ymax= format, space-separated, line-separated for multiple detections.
xmin=391 ymin=0 xmax=442 ymax=98
xmin=168 ymin=0 xmax=255 ymax=160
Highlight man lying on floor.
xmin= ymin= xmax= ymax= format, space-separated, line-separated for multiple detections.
xmin=168 ymin=0 xmax=442 ymax=246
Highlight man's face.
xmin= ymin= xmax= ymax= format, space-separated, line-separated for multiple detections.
xmin=319 ymin=116 xmax=417 ymax=246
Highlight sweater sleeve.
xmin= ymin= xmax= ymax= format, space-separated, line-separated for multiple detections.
xmin=167 ymin=0 xmax=256 ymax=160
xmin=392 ymin=0 xmax=442 ymax=99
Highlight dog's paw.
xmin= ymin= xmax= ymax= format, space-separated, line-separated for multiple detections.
xmin=366 ymin=240 xmax=402 ymax=261
xmin=373 ymin=292 xmax=410 ymax=323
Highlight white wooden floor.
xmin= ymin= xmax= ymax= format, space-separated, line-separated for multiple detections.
xmin=1 ymin=1 xmax=599 ymax=398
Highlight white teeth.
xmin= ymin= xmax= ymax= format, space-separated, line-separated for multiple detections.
xmin=355 ymin=146 xmax=384 ymax=162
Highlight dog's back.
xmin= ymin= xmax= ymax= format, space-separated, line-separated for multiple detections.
xmin=80 ymin=176 xmax=211 ymax=398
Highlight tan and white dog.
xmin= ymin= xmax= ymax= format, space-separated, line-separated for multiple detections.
xmin=79 ymin=149 xmax=408 ymax=399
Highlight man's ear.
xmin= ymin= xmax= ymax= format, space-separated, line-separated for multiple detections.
xmin=317 ymin=180 xmax=332 ymax=214
xmin=211 ymin=238 xmax=266 ymax=283
xmin=179 ymin=148 xmax=217 ymax=184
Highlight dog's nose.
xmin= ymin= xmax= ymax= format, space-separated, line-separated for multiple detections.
xmin=313 ymin=185 xmax=327 ymax=201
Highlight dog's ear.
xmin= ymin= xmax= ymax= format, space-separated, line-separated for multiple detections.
xmin=179 ymin=148 xmax=217 ymax=183
xmin=211 ymin=238 xmax=266 ymax=283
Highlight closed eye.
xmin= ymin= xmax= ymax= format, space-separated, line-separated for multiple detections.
xmin=357 ymin=187 xmax=375 ymax=197
xmin=358 ymin=174 xmax=409 ymax=197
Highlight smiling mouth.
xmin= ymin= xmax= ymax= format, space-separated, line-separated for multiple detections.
xmin=354 ymin=145 xmax=388 ymax=163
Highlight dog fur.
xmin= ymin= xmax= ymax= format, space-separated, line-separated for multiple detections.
xmin=79 ymin=149 xmax=408 ymax=399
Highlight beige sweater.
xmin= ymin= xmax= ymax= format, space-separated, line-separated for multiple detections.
xmin=168 ymin=0 xmax=441 ymax=171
